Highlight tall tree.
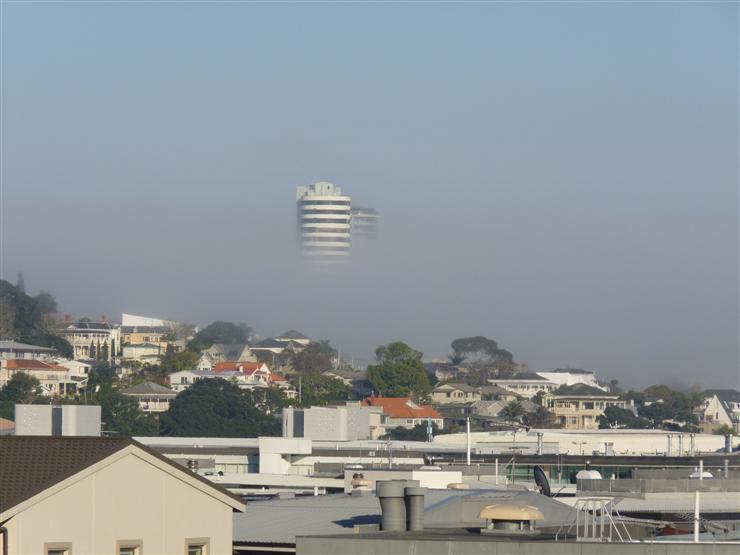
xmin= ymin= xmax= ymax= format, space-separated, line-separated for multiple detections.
xmin=291 ymin=340 xmax=336 ymax=373
xmin=500 ymin=400 xmax=525 ymax=422
xmin=290 ymin=373 xmax=352 ymax=407
xmin=16 ymin=272 xmax=25 ymax=293
xmin=0 ymin=372 xmax=41 ymax=419
xmin=187 ymin=321 xmax=249 ymax=352
xmin=159 ymin=379 xmax=280 ymax=437
xmin=96 ymin=387 xmax=158 ymax=436
xmin=366 ymin=341 xmax=431 ymax=400
xmin=450 ymin=336 xmax=516 ymax=382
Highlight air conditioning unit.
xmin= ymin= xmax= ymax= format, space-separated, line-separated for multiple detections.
xmin=368 ymin=451 xmax=376 ymax=457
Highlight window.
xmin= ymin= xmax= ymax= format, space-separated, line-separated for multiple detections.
xmin=185 ymin=539 xmax=209 ymax=555
xmin=44 ymin=544 xmax=72 ymax=555
xmin=116 ymin=540 xmax=142 ymax=554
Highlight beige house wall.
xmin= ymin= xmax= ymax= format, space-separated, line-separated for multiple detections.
xmin=5 ymin=452 xmax=234 ymax=555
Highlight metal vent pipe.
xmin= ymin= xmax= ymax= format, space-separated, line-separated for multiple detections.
xmin=404 ymin=486 xmax=426 ymax=531
xmin=377 ymin=481 xmax=406 ymax=532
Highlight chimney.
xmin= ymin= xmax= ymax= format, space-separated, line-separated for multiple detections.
xmin=377 ymin=481 xmax=406 ymax=532
xmin=101 ymin=314 xmax=108 ymax=324
xmin=64 ymin=314 xmax=72 ymax=323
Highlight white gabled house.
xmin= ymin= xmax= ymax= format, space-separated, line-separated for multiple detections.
xmin=0 ymin=436 xmax=245 ymax=555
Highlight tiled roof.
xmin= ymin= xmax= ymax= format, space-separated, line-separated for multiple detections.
xmin=0 ymin=436 xmax=132 ymax=513
xmin=361 ymin=396 xmax=441 ymax=418
xmin=213 ymin=361 xmax=266 ymax=375
xmin=0 ymin=436 xmax=244 ymax=514
xmin=4 ymin=359 xmax=67 ymax=371
xmin=271 ymin=374 xmax=287 ymax=382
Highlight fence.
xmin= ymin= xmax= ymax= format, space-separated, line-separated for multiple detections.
xmin=578 ymin=478 xmax=740 ymax=496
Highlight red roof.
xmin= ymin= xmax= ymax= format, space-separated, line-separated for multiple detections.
xmin=213 ymin=361 xmax=267 ymax=375
xmin=271 ymin=374 xmax=287 ymax=382
xmin=4 ymin=359 xmax=67 ymax=371
xmin=361 ymin=396 xmax=441 ymax=418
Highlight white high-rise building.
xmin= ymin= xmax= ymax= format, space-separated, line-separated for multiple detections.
xmin=296 ymin=182 xmax=352 ymax=260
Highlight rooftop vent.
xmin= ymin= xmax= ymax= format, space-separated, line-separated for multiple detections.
xmin=478 ymin=504 xmax=543 ymax=536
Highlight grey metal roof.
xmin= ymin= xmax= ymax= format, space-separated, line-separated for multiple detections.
xmin=277 ymin=330 xmax=310 ymax=340
xmin=0 ymin=340 xmax=54 ymax=352
xmin=233 ymin=489 xmax=577 ymax=545
xmin=120 ymin=381 xmax=176 ymax=396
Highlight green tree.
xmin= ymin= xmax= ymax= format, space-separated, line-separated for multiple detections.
xmin=292 ymin=340 xmax=336 ymax=373
xmin=160 ymin=350 xmax=199 ymax=372
xmin=0 ymin=372 xmax=41 ymax=419
xmin=96 ymin=387 xmax=158 ymax=436
xmin=290 ymin=373 xmax=352 ymax=407
xmin=385 ymin=422 xmax=439 ymax=441
xmin=500 ymin=400 xmax=525 ymax=422
xmin=159 ymin=379 xmax=280 ymax=437
xmin=33 ymin=291 xmax=57 ymax=314
xmin=712 ymin=424 xmax=738 ymax=436
xmin=598 ymin=406 xmax=651 ymax=429
xmin=187 ymin=321 xmax=249 ymax=352
xmin=450 ymin=336 xmax=516 ymax=382
xmin=366 ymin=341 xmax=431 ymax=400
xmin=637 ymin=385 xmax=698 ymax=429
xmin=87 ymin=362 xmax=117 ymax=390
xmin=523 ymin=405 xmax=558 ymax=428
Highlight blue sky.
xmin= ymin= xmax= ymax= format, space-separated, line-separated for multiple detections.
xmin=2 ymin=2 xmax=738 ymax=387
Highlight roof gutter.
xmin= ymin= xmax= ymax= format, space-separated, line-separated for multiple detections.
xmin=1 ymin=525 xmax=8 ymax=555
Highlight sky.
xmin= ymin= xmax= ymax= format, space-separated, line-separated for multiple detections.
xmin=1 ymin=1 xmax=738 ymax=388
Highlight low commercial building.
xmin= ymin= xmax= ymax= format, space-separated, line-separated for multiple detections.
xmin=120 ymin=381 xmax=177 ymax=412
xmin=543 ymin=384 xmax=629 ymax=429
xmin=0 ymin=436 xmax=245 ymax=555
xmin=432 ymin=383 xmax=482 ymax=405
xmin=361 ymin=397 xmax=443 ymax=430
xmin=283 ymin=404 xmax=388 ymax=441
xmin=14 ymin=404 xmax=101 ymax=436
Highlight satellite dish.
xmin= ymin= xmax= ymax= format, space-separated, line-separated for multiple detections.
xmin=534 ymin=465 xmax=551 ymax=497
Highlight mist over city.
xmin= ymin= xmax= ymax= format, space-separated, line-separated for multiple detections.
xmin=2 ymin=3 xmax=740 ymax=554
xmin=2 ymin=3 xmax=737 ymax=389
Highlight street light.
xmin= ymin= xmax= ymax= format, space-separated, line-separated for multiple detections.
xmin=572 ymin=441 xmax=587 ymax=456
